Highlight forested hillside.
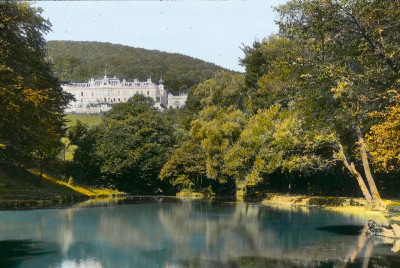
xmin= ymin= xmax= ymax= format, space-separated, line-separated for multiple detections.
xmin=46 ymin=41 xmax=228 ymax=94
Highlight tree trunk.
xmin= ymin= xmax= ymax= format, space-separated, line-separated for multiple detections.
xmin=355 ymin=124 xmax=382 ymax=200
xmin=338 ymin=143 xmax=372 ymax=203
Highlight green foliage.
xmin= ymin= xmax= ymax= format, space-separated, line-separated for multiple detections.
xmin=224 ymin=105 xmax=335 ymax=188
xmin=95 ymin=95 xmax=174 ymax=192
xmin=0 ymin=2 xmax=71 ymax=166
xmin=189 ymin=71 xmax=246 ymax=112
xmin=191 ymin=106 xmax=248 ymax=180
xmin=67 ymin=121 xmax=102 ymax=185
xmin=159 ymin=140 xmax=207 ymax=190
xmin=240 ymin=36 xmax=307 ymax=109
xmin=68 ymin=95 xmax=176 ymax=192
xmin=46 ymin=41 xmax=230 ymax=95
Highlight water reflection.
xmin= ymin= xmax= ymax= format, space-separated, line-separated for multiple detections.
xmin=0 ymin=198 xmax=400 ymax=267
xmin=0 ymin=240 xmax=55 ymax=268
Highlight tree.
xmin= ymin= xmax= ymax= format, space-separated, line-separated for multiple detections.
xmin=94 ymin=95 xmax=174 ymax=192
xmin=366 ymin=96 xmax=400 ymax=173
xmin=67 ymin=121 xmax=102 ymax=185
xmin=187 ymin=72 xmax=248 ymax=182
xmin=224 ymin=104 xmax=335 ymax=190
xmin=0 ymin=2 xmax=71 ymax=166
xmin=191 ymin=106 xmax=247 ymax=181
xmin=266 ymin=0 xmax=400 ymax=205
xmin=159 ymin=140 xmax=207 ymax=191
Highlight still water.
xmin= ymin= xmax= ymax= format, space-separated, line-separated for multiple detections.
xmin=0 ymin=197 xmax=400 ymax=268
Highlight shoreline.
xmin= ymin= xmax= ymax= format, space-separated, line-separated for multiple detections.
xmin=2 ymin=191 xmax=400 ymax=224
xmin=261 ymin=194 xmax=400 ymax=224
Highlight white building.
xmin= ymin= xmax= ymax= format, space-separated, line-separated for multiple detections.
xmin=168 ymin=93 xmax=188 ymax=109
xmin=62 ymin=74 xmax=187 ymax=113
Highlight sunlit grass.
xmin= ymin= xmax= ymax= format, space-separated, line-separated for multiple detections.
xmin=27 ymin=169 xmax=124 ymax=198
xmin=65 ymin=114 xmax=103 ymax=127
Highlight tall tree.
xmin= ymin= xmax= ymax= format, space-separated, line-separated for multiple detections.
xmin=94 ymin=95 xmax=175 ymax=192
xmin=0 ymin=2 xmax=71 ymax=166
xmin=270 ymin=0 xmax=400 ymax=205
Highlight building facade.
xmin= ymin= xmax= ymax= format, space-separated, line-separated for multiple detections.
xmin=62 ymin=75 xmax=187 ymax=113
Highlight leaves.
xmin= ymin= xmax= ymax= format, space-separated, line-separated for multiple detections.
xmin=0 ymin=2 xmax=71 ymax=164
xmin=367 ymin=99 xmax=400 ymax=172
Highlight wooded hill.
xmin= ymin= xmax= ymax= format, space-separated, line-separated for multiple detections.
xmin=46 ymin=41 xmax=229 ymax=94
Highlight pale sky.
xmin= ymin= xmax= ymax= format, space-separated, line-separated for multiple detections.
xmin=33 ymin=1 xmax=287 ymax=72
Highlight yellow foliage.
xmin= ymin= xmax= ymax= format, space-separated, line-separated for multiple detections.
xmin=367 ymin=101 xmax=400 ymax=172
xmin=27 ymin=169 xmax=124 ymax=197
xmin=23 ymin=88 xmax=51 ymax=106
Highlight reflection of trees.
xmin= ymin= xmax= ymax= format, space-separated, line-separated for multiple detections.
xmin=157 ymin=202 xmax=377 ymax=266
xmin=159 ymin=201 xmax=278 ymax=260
xmin=3 ymin=200 xmax=400 ymax=267
xmin=97 ymin=213 xmax=156 ymax=249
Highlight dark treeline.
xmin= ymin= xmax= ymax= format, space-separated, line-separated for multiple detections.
xmin=2 ymin=1 xmax=400 ymax=205
xmin=46 ymin=41 xmax=229 ymax=95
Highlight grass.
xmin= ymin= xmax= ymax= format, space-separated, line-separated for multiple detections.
xmin=62 ymin=114 xmax=103 ymax=160
xmin=65 ymin=114 xmax=103 ymax=127
xmin=27 ymin=169 xmax=124 ymax=198
xmin=0 ymin=162 xmax=85 ymax=208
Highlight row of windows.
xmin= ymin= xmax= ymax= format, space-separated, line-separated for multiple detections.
xmin=79 ymin=98 xmax=129 ymax=103
xmin=69 ymin=90 xmax=153 ymax=97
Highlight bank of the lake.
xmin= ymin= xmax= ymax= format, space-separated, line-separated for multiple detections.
xmin=0 ymin=163 xmax=124 ymax=209
xmin=2 ymin=159 xmax=399 ymax=226
xmin=262 ymin=194 xmax=400 ymax=225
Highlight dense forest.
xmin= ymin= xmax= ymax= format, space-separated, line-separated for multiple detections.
xmin=46 ymin=41 xmax=228 ymax=95
xmin=2 ymin=1 xmax=400 ymax=208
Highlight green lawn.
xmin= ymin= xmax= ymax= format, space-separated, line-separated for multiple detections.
xmin=65 ymin=114 xmax=103 ymax=127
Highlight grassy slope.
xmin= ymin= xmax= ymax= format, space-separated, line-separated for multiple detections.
xmin=0 ymin=161 xmax=124 ymax=209
xmin=0 ymin=115 xmax=110 ymax=208
xmin=27 ymin=169 xmax=123 ymax=198
xmin=0 ymin=162 xmax=86 ymax=208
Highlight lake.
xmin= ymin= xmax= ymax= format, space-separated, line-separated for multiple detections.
xmin=0 ymin=197 xmax=399 ymax=268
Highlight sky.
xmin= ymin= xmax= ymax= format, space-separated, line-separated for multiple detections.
xmin=33 ymin=1 xmax=287 ymax=72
